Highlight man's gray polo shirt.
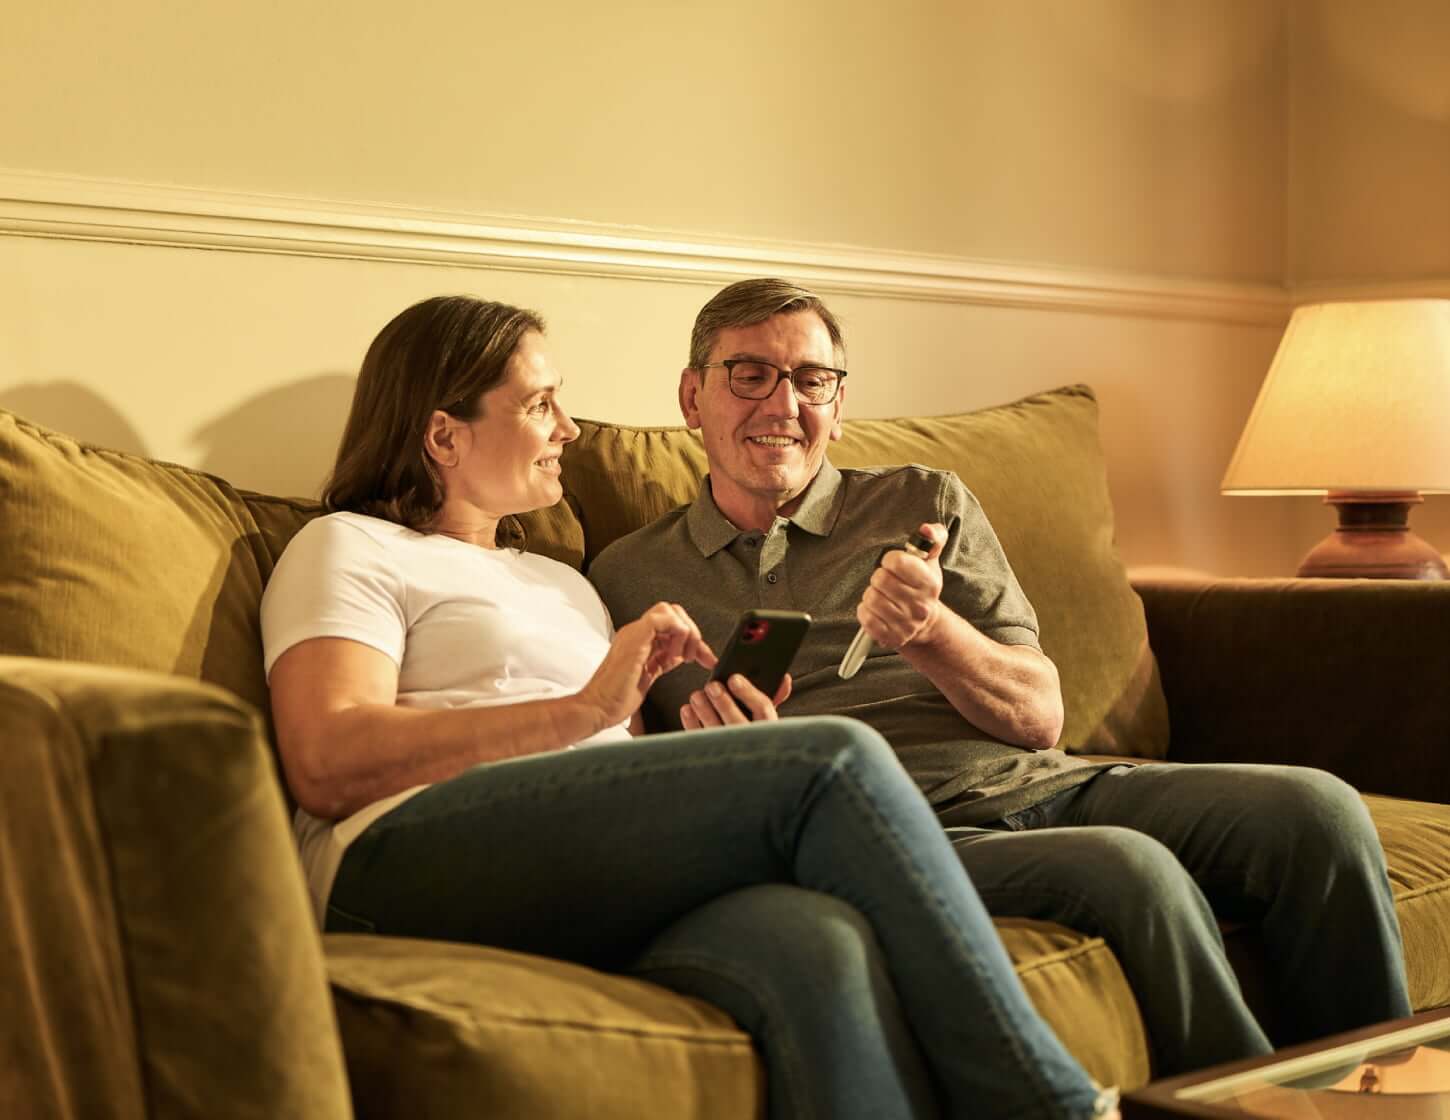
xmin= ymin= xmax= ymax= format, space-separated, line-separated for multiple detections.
xmin=588 ymin=460 xmax=1109 ymax=826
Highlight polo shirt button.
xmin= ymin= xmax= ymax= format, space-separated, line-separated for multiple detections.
xmin=766 ymin=572 xmax=779 ymax=584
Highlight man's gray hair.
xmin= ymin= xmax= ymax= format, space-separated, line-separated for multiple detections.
xmin=688 ymin=278 xmax=846 ymax=370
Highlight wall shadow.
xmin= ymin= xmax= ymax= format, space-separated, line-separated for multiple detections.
xmin=192 ymin=373 xmax=355 ymax=499
xmin=0 ymin=381 xmax=150 ymax=456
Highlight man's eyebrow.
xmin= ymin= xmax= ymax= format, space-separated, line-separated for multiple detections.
xmin=724 ymin=353 xmax=837 ymax=368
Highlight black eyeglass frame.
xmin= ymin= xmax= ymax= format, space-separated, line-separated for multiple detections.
xmin=699 ymin=359 xmax=849 ymax=405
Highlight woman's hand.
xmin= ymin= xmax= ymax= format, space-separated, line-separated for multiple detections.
xmin=577 ymin=602 xmax=717 ymax=730
xmin=680 ymin=673 xmax=792 ymax=729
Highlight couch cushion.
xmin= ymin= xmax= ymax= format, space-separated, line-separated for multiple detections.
xmin=1365 ymin=793 xmax=1450 ymax=1012
xmin=324 ymin=933 xmax=765 ymax=1120
xmin=323 ymin=917 xmax=1150 ymax=1117
xmin=0 ymin=408 xmax=586 ymax=725
xmin=0 ymin=658 xmax=350 ymax=1119
xmin=562 ymin=385 xmax=1168 ymax=758
xmin=998 ymin=918 xmax=1150 ymax=1090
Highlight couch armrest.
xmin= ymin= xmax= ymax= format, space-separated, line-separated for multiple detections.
xmin=0 ymin=657 xmax=350 ymax=1120
xmin=1133 ymin=577 xmax=1450 ymax=803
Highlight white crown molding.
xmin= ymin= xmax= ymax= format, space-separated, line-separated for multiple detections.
xmin=0 ymin=169 xmax=1292 ymax=325
xmin=1292 ymin=278 xmax=1450 ymax=305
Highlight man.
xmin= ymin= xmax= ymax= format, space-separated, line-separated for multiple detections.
xmin=588 ymin=277 xmax=1411 ymax=1077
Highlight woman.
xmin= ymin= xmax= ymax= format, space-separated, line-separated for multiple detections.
xmin=261 ymin=295 xmax=1118 ymax=1120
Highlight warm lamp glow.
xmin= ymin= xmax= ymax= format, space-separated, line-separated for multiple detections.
xmin=1222 ymin=299 xmax=1450 ymax=579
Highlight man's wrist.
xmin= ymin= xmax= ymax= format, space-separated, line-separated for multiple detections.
xmin=900 ymin=602 xmax=949 ymax=655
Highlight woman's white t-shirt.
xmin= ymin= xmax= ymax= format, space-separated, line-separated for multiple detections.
xmin=260 ymin=511 xmax=631 ymax=925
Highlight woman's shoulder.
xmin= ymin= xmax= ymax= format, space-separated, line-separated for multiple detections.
xmin=273 ymin=513 xmax=417 ymax=584
xmin=289 ymin=510 xmax=425 ymax=553
xmin=513 ymin=546 xmax=595 ymax=586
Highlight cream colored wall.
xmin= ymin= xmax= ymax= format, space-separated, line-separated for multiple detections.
xmin=0 ymin=234 xmax=1292 ymax=574
xmin=1288 ymin=0 xmax=1450 ymax=287
xmin=0 ymin=0 xmax=1285 ymax=278
xmin=2 ymin=0 xmax=1313 ymax=574
xmin=1287 ymin=0 xmax=1450 ymax=560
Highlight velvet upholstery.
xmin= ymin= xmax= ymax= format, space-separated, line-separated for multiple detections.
xmin=3 ymin=394 xmax=1449 ymax=1117
xmin=1136 ymin=575 xmax=1450 ymax=803
xmin=0 ymin=658 xmax=349 ymax=1120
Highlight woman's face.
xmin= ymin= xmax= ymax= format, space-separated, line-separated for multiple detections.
xmin=448 ymin=331 xmax=580 ymax=518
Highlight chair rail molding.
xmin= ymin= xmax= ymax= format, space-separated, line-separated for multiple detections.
xmin=1 ymin=169 xmax=1292 ymax=326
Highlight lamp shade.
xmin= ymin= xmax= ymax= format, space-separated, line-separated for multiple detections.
xmin=1221 ymin=299 xmax=1450 ymax=495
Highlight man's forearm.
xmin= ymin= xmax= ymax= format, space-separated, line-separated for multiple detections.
xmin=899 ymin=609 xmax=1065 ymax=749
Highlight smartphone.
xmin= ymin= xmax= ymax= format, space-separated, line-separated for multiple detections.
xmin=708 ymin=609 xmax=812 ymax=700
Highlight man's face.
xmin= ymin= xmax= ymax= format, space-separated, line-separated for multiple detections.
xmin=679 ymin=310 xmax=844 ymax=530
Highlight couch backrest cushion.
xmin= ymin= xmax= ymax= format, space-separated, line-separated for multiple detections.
xmin=0 ymin=409 xmax=585 ymax=727
xmin=562 ymin=385 xmax=1168 ymax=758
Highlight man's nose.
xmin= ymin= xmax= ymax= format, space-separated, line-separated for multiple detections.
xmin=759 ymin=373 xmax=800 ymax=417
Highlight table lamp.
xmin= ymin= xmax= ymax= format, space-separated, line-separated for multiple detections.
xmin=1221 ymin=299 xmax=1450 ymax=579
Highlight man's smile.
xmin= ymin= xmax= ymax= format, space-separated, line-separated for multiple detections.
xmin=746 ymin=434 xmax=802 ymax=448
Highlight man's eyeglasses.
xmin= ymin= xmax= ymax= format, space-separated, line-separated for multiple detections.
xmin=700 ymin=360 xmax=848 ymax=405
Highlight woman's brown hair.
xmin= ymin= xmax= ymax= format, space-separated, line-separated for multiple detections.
xmin=324 ymin=295 xmax=546 ymax=531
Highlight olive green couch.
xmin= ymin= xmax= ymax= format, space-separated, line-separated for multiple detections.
xmin=4 ymin=385 xmax=1450 ymax=1120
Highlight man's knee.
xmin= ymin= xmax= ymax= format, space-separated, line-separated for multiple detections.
xmin=966 ymin=825 xmax=1203 ymax=918
xmin=1074 ymin=827 xmax=1204 ymax=908
xmin=1245 ymin=767 xmax=1376 ymax=852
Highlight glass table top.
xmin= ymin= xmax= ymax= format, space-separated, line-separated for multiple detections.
xmin=1175 ymin=1015 xmax=1450 ymax=1117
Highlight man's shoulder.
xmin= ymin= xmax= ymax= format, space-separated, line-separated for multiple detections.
xmin=837 ymin=463 xmax=979 ymax=511
xmin=840 ymin=462 xmax=957 ymax=488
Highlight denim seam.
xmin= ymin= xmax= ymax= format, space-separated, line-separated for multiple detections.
xmin=363 ymin=748 xmax=841 ymax=836
xmin=631 ymin=952 xmax=809 ymax=1117
xmin=830 ymin=754 xmax=1095 ymax=1120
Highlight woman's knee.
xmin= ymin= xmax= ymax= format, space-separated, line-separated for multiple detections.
xmin=792 ymin=716 xmax=907 ymax=780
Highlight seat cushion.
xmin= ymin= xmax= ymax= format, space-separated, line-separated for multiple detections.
xmin=1365 ymin=793 xmax=1450 ymax=1011
xmin=324 ymin=934 xmax=765 ymax=1120
xmin=997 ymin=918 xmax=1151 ymax=1090
xmin=324 ymin=916 xmax=1150 ymax=1118
xmin=562 ymin=385 xmax=1168 ymax=758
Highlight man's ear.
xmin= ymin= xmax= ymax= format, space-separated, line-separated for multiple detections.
xmin=829 ymin=382 xmax=845 ymax=442
xmin=422 ymin=409 xmax=460 ymax=468
xmin=679 ymin=368 xmax=703 ymax=430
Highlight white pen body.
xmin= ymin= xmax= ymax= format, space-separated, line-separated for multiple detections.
xmin=837 ymin=537 xmax=930 ymax=680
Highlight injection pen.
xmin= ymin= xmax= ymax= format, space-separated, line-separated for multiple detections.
xmin=837 ymin=529 xmax=934 ymax=679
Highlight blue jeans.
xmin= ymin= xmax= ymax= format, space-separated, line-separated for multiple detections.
xmin=327 ymin=716 xmax=1103 ymax=1120
xmin=952 ymin=762 xmax=1410 ymax=1076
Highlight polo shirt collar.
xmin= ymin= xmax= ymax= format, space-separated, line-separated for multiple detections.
xmin=685 ymin=460 xmax=846 ymax=556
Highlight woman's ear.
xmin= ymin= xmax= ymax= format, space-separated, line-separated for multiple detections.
xmin=422 ymin=409 xmax=460 ymax=468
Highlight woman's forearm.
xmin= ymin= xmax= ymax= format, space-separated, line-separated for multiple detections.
xmin=282 ymin=694 xmax=608 ymax=820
